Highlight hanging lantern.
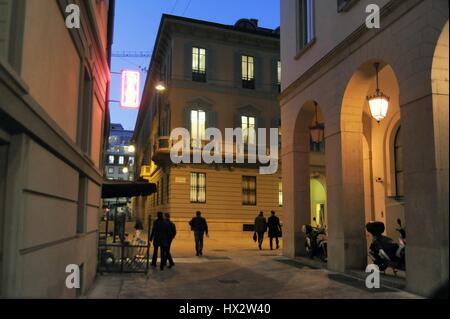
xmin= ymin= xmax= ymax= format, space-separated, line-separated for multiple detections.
xmin=310 ymin=102 xmax=324 ymax=143
xmin=367 ymin=63 xmax=390 ymax=122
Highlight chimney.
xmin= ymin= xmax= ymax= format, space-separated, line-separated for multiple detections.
xmin=250 ymin=19 xmax=259 ymax=27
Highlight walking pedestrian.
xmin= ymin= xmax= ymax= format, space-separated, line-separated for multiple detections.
xmin=165 ymin=213 xmax=176 ymax=268
xmin=268 ymin=211 xmax=282 ymax=250
xmin=254 ymin=211 xmax=267 ymax=250
xmin=189 ymin=211 xmax=209 ymax=256
xmin=150 ymin=212 xmax=170 ymax=270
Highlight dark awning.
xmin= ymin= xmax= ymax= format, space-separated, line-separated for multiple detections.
xmin=101 ymin=180 xmax=157 ymax=199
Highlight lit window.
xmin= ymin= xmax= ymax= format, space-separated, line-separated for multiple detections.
xmin=278 ymin=180 xmax=283 ymax=207
xmin=277 ymin=60 xmax=282 ymax=85
xmin=191 ymin=110 xmax=206 ymax=148
xmin=242 ymin=176 xmax=257 ymax=206
xmin=190 ymin=173 xmax=206 ymax=203
xmin=192 ymin=47 xmax=206 ymax=82
xmin=108 ymin=167 xmax=114 ymax=174
xmin=129 ymin=157 xmax=135 ymax=166
xmin=242 ymin=55 xmax=255 ymax=89
xmin=242 ymin=116 xmax=256 ymax=145
xmin=108 ymin=155 xmax=115 ymax=164
xmin=394 ymin=126 xmax=404 ymax=198
xmin=298 ymin=0 xmax=315 ymax=50
xmin=119 ymin=156 xmax=124 ymax=165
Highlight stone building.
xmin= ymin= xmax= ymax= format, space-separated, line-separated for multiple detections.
xmin=134 ymin=15 xmax=293 ymax=236
xmin=105 ymin=123 xmax=135 ymax=182
xmin=280 ymin=0 xmax=448 ymax=296
xmin=0 ymin=0 xmax=114 ymax=297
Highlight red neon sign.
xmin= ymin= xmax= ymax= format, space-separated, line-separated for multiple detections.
xmin=121 ymin=70 xmax=140 ymax=108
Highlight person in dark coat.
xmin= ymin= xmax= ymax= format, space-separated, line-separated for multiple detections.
xmin=189 ymin=211 xmax=209 ymax=256
xmin=150 ymin=212 xmax=170 ymax=270
xmin=165 ymin=213 xmax=176 ymax=268
xmin=254 ymin=211 xmax=267 ymax=250
xmin=268 ymin=211 xmax=282 ymax=250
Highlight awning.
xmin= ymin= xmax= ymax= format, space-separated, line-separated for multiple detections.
xmin=101 ymin=180 xmax=157 ymax=199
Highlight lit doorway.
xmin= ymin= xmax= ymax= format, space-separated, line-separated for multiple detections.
xmin=310 ymin=178 xmax=326 ymax=228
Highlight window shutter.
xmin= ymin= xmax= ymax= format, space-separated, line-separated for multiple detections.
xmin=184 ymin=44 xmax=192 ymax=80
xmin=255 ymin=56 xmax=264 ymax=90
xmin=271 ymin=57 xmax=279 ymax=92
xmin=234 ymin=52 xmax=242 ymax=88
xmin=207 ymin=110 xmax=217 ymax=129
xmin=183 ymin=107 xmax=191 ymax=132
xmin=206 ymin=47 xmax=214 ymax=82
xmin=233 ymin=112 xmax=242 ymax=129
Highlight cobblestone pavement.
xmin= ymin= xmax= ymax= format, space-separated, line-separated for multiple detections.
xmin=87 ymin=232 xmax=419 ymax=299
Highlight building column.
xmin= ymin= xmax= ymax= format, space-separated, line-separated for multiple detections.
xmin=1 ymin=134 xmax=28 ymax=297
xmin=326 ymin=129 xmax=367 ymax=272
xmin=401 ymin=94 xmax=449 ymax=296
xmin=282 ymin=125 xmax=310 ymax=258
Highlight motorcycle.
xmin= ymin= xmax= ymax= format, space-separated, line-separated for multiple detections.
xmin=366 ymin=219 xmax=406 ymax=274
xmin=302 ymin=218 xmax=328 ymax=262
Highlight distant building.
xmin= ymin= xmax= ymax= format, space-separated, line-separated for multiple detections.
xmin=105 ymin=123 xmax=135 ymax=181
xmin=0 ymin=0 xmax=115 ymax=297
xmin=134 ymin=15 xmax=295 ymax=235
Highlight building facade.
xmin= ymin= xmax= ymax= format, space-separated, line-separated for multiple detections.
xmin=105 ymin=123 xmax=135 ymax=181
xmin=134 ymin=15 xmax=293 ymax=235
xmin=0 ymin=0 xmax=114 ymax=297
xmin=280 ymin=0 xmax=448 ymax=296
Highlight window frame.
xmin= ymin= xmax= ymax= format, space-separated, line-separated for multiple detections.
xmin=190 ymin=109 xmax=207 ymax=149
xmin=242 ymin=176 xmax=257 ymax=206
xmin=278 ymin=180 xmax=283 ymax=207
xmin=241 ymin=55 xmax=255 ymax=89
xmin=190 ymin=172 xmax=206 ymax=204
xmin=394 ymin=126 xmax=404 ymax=198
xmin=296 ymin=0 xmax=315 ymax=52
xmin=241 ymin=115 xmax=257 ymax=145
xmin=192 ymin=46 xmax=207 ymax=82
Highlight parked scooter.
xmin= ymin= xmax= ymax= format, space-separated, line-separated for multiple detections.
xmin=366 ymin=219 xmax=406 ymax=274
xmin=302 ymin=218 xmax=328 ymax=262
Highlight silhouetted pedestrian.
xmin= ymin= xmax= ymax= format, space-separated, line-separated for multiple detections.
xmin=268 ymin=211 xmax=281 ymax=250
xmin=165 ymin=213 xmax=176 ymax=268
xmin=189 ymin=211 xmax=209 ymax=256
xmin=254 ymin=211 xmax=267 ymax=250
xmin=150 ymin=212 xmax=170 ymax=270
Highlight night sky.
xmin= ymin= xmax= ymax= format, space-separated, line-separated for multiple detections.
xmin=109 ymin=0 xmax=281 ymax=131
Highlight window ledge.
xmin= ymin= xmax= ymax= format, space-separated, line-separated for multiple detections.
xmin=295 ymin=38 xmax=316 ymax=61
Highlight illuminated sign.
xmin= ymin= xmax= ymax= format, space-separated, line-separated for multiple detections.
xmin=121 ymin=70 xmax=140 ymax=108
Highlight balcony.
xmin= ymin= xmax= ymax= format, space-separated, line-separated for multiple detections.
xmin=140 ymin=165 xmax=151 ymax=180
xmin=152 ymin=136 xmax=172 ymax=164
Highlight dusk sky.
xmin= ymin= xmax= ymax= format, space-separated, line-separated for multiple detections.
xmin=109 ymin=0 xmax=281 ymax=131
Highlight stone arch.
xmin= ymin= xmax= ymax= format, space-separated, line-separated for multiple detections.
xmin=283 ymin=100 xmax=326 ymax=258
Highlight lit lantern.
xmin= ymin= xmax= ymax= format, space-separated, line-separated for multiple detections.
xmin=310 ymin=102 xmax=324 ymax=144
xmin=121 ymin=70 xmax=140 ymax=108
xmin=155 ymin=82 xmax=166 ymax=92
xmin=367 ymin=63 xmax=390 ymax=122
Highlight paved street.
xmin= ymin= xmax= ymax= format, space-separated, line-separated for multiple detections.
xmin=87 ymin=232 xmax=419 ymax=299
